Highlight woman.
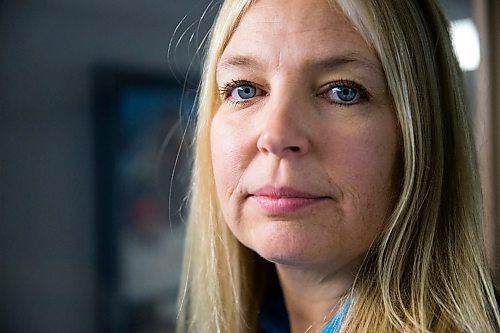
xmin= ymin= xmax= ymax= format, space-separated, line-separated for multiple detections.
xmin=177 ymin=0 xmax=500 ymax=332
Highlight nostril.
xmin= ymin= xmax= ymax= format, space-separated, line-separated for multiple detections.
xmin=289 ymin=146 xmax=300 ymax=152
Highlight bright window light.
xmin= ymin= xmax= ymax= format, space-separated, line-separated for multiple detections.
xmin=450 ymin=18 xmax=480 ymax=71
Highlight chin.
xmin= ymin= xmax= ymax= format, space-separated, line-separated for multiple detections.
xmin=256 ymin=246 xmax=332 ymax=269
xmin=245 ymin=221 xmax=331 ymax=267
xmin=259 ymin=252 xmax=314 ymax=267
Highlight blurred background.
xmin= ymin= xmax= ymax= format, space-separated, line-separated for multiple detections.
xmin=0 ymin=0 xmax=498 ymax=333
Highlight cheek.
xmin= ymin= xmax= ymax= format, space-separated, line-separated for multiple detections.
xmin=327 ymin=116 xmax=400 ymax=218
xmin=210 ymin=113 xmax=251 ymax=202
xmin=343 ymin=138 xmax=397 ymax=186
xmin=342 ymin=113 xmax=398 ymax=173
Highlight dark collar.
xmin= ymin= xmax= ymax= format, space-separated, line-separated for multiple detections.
xmin=259 ymin=286 xmax=290 ymax=333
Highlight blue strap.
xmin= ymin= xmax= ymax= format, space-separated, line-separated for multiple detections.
xmin=259 ymin=288 xmax=351 ymax=333
xmin=322 ymin=300 xmax=351 ymax=333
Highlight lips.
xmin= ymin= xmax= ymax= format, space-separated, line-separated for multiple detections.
xmin=249 ymin=185 xmax=329 ymax=214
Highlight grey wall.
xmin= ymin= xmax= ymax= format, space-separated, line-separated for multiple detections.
xmin=0 ymin=1 xmax=211 ymax=332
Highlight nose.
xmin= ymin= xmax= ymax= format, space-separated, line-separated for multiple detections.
xmin=256 ymin=100 xmax=310 ymax=158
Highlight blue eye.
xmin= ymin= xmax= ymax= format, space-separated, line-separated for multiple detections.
xmin=231 ymin=85 xmax=257 ymax=100
xmin=219 ymin=80 xmax=265 ymax=105
xmin=332 ymin=86 xmax=358 ymax=102
xmin=321 ymin=80 xmax=369 ymax=105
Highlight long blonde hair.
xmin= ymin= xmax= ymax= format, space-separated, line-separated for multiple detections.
xmin=177 ymin=0 xmax=500 ymax=332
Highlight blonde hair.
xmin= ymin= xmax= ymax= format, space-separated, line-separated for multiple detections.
xmin=177 ymin=0 xmax=500 ymax=332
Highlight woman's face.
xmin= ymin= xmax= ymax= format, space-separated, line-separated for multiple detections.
xmin=211 ymin=0 xmax=400 ymax=271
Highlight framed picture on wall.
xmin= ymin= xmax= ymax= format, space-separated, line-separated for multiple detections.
xmin=93 ymin=64 xmax=196 ymax=333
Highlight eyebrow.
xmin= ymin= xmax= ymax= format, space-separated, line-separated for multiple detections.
xmin=217 ymin=53 xmax=383 ymax=76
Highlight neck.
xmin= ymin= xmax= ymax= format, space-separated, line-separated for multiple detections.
xmin=275 ymin=262 xmax=357 ymax=333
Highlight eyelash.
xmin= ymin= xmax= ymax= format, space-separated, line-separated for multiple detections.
xmin=218 ymin=78 xmax=370 ymax=106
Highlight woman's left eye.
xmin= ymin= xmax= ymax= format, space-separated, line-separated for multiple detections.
xmin=321 ymin=81 xmax=369 ymax=105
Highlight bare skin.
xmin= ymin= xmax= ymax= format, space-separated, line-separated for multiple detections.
xmin=211 ymin=0 xmax=399 ymax=331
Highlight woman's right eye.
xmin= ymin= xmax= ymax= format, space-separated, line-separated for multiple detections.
xmin=231 ymin=84 xmax=257 ymax=100
xmin=219 ymin=80 xmax=264 ymax=104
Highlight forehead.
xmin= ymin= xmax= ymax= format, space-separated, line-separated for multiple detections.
xmin=242 ymin=0 xmax=352 ymax=36
xmin=219 ymin=0 xmax=379 ymax=71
